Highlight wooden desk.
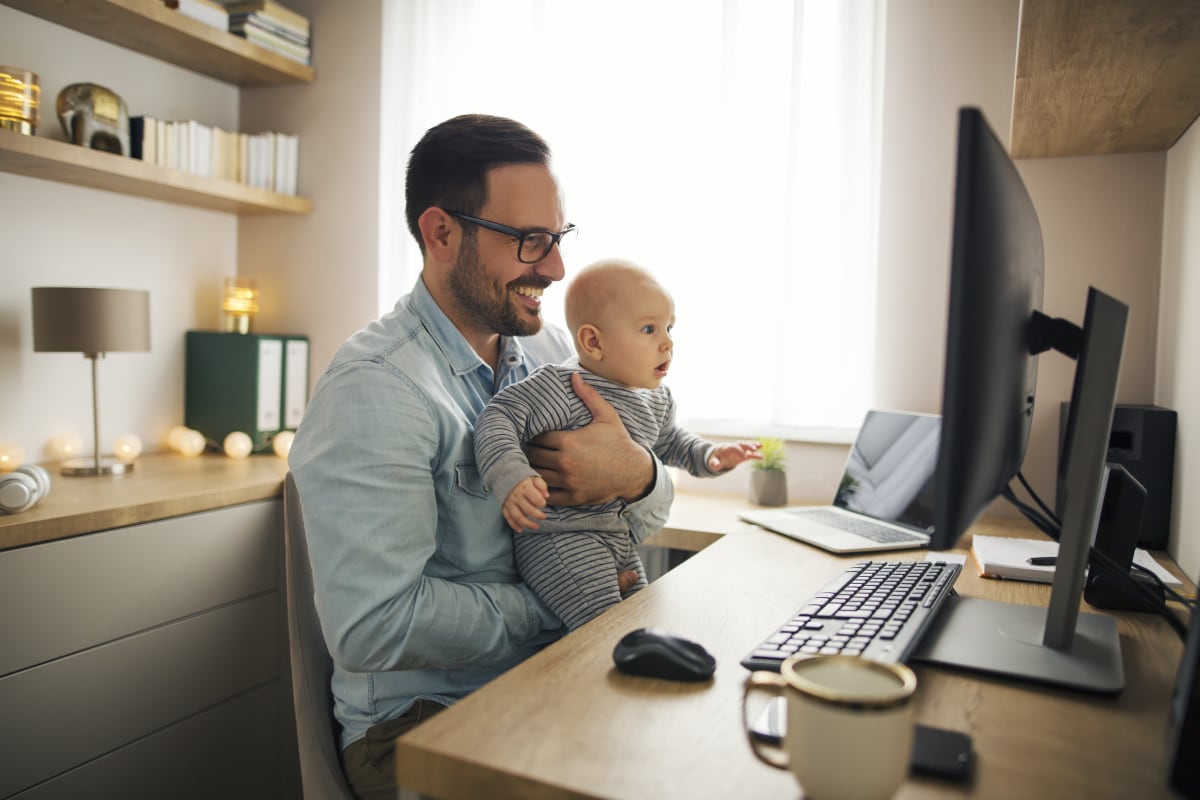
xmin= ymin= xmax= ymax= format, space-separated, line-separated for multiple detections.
xmin=395 ymin=493 xmax=1192 ymax=799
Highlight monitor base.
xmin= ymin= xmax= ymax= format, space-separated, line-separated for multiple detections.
xmin=911 ymin=596 xmax=1124 ymax=695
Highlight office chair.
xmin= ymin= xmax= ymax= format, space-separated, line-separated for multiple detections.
xmin=283 ymin=472 xmax=355 ymax=800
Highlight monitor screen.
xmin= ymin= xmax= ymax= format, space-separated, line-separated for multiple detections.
xmin=914 ymin=107 xmax=1128 ymax=693
xmin=930 ymin=107 xmax=1044 ymax=550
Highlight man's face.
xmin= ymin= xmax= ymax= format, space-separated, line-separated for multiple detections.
xmin=448 ymin=163 xmax=567 ymax=337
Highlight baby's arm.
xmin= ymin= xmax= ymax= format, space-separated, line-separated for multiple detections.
xmin=503 ymin=475 xmax=550 ymax=532
xmin=707 ymin=441 xmax=763 ymax=471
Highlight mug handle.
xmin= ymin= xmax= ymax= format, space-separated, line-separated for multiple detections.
xmin=743 ymin=671 xmax=790 ymax=770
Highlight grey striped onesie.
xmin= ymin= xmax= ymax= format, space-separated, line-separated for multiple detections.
xmin=474 ymin=361 xmax=722 ymax=631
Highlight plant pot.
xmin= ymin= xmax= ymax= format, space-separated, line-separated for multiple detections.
xmin=750 ymin=469 xmax=787 ymax=507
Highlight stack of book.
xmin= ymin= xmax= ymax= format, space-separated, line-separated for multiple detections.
xmin=129 ymin=116 xmax=300 ymax=196
xmin=221 ymin=1 xmax=311 ymax=65
xmin=165 ymin=0 xmax=229 ymax=33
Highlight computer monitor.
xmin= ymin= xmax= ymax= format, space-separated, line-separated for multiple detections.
xmin=911 ymin=107 xmax=1128 ymax=694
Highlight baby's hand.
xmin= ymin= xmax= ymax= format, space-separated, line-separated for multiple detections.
xmin=708 ymin=441 xmax=764 ymax=471
xmin=503 ymin=475 xmax=550 ymax=532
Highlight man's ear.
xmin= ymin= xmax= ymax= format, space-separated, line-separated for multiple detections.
xmin=576 ymin=324 xmax=603 ymax=360
xmin=418 ymin=207 xmax=456 ymax=264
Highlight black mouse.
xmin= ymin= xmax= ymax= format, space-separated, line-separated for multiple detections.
xmin=612 ymin=627 xmax=716 ymax=682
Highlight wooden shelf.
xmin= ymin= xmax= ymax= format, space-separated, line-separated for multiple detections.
xmin=0 ymin=128 xmax=312 ymax=214
xmin=0 ymin=0 xmax=313 ymax=86
xmin=1012 ymin=0 xmax=1200 ymax=158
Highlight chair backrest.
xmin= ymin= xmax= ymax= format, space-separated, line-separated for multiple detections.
xmin=284 ymin=472 xmax=355 ymax=800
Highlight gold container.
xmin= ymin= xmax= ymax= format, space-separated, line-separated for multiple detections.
xmin=0 ymin=66 xmax=40 ymax=134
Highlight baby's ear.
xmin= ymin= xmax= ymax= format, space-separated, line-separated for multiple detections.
xmin=576 ymin=324 xmax=603 ymax=360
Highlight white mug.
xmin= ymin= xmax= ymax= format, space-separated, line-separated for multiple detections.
xmin=743 ymin=655 xmax=917 ymax=800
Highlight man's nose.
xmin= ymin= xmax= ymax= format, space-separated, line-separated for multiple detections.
xmin=534 ymin=246 xmax=566 ymax=282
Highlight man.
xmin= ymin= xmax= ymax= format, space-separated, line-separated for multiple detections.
xmin=288 ymin=114 xmax=673 ymax=799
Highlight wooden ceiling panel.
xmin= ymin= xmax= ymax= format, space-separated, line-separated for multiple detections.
xmin=1011 ymin=0 xmax=1200 ymax=158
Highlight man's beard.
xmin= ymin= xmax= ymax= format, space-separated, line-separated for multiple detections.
xmin=449 ymin=234 xmax=545 ymax=337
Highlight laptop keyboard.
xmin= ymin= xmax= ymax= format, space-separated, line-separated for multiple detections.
xmin=740 ymin=559 xmax=961 ymax=671
xmin=799 ymin=507 xmax=928 ymax=544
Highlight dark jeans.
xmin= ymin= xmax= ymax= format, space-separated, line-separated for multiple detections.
xmin=340 ymin=699 xmax=447 ymax=800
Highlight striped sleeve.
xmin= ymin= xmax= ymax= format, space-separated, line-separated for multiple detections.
xmin=474 ymin=366 xmax=579 ymax=503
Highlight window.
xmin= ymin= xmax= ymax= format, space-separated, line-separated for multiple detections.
xmin=380 ymin=0 xmax=885 ymax=436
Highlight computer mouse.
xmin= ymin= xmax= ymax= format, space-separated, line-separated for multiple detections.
xmin=612 ymin=627 xmax=716 ymax=682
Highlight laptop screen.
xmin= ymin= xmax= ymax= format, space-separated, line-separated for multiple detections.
xmin=832 ymin=410 xmax=940 ymax=533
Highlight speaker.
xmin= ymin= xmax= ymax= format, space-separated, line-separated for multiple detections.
xmin=1059 ymin=404 xmax=1176 ymax=549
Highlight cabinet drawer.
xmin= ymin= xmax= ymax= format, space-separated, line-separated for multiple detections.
xmin=9 ymin=683 xmax=282 ymax=800
xmin=0 ymin=500 xmax=280 ymax=677
xmin=0 ymin=592 xmax=278 ymax=798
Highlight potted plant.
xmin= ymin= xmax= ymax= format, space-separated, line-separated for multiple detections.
xmin=750 ymin=437 xmax=788 ymax=506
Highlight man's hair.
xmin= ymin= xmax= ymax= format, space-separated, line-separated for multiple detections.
xmin=405 ymin=114 xmax=552 ymax=253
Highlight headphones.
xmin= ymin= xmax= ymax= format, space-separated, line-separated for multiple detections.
xmin=0 ymin=464 xmax=52 ymax=514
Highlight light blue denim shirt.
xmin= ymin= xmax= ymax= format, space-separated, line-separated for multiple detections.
xmin=288 ymin=277 xmax=674 ymax=750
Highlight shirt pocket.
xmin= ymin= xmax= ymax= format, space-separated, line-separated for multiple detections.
xmin=434 ymin=460 xmax=513 ymax=575
xmin=453 ymin=460 xmax=489 ymax=500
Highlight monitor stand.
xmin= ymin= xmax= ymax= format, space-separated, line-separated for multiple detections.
xmin=910 ymin=596 xmax=1123 ymax=694
xmin=914 ymin=288 xmax=1129 ymax=696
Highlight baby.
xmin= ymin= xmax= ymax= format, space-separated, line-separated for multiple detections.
xmin=474 ymin=258 xmax=760 ymax=630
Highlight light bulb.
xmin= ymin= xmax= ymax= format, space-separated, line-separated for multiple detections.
xmin=113 ymin=433 xmax=143 ymax=464
xmin=271 ymin=430 xmax=294 ymax=458
xmin=177 ymin=430 xmax=207 ymax=458
xmin=223 ymin=431 xmax=253 ymax=459
xmin=0 ymin=442 xmax=24 ymax=473
xmin=165 ymin=425 xmax=192 ymax=451
xmin=47 ymin=432 xmax=84 ymax=461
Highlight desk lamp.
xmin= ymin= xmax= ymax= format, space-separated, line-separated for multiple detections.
xmin=32 ymin=287 xmax=151 ymax=476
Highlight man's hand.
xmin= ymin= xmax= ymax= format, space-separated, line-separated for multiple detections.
xmin=617 ymin=570 xmax=639 ymax=595
xmin=526 ymin=372 xmax=654 ymax=506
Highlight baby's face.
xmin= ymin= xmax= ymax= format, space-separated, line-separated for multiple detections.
xmin=594 ymin=281 xmax=675 ymax=390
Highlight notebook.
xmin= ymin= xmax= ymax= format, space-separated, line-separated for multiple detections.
xmin=738 ymin=410 xmax=941 ymax=554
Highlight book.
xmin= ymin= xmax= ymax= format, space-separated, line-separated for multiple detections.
xmin=970 ymin=534 xmax=1183 ymax=588
xmin=129 ymin=115 xmax=158 ymax=163
xmin=220 ymin=0 xmax=309 ymax=37
xmin=165 ymin=0 xmax=229 ymax=32
xmin=234 ymin=22 xmax=312 ymax=64
xmin=229 ymin=11 xmax=309 ymax=45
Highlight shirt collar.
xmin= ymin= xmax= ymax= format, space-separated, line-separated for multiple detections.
xmin=409 ymin=276 xmax=527 ymax=379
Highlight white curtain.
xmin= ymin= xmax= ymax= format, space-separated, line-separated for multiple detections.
xmin=380 ymin=0 xmax=885 ymax=436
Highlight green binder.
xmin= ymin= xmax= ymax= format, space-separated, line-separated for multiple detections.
xmin=185 ymin=331 xmax=309 ymax=453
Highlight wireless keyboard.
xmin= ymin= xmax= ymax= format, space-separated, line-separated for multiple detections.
xmin=740 ymin=559 xmax=961 ymax=671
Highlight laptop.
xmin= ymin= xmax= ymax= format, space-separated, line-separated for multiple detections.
xmin=738 ymin=410 xmax=941 ymax=554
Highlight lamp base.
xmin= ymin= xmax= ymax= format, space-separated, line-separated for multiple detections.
xmin=60 ymin=457 xmax=134 ymax=477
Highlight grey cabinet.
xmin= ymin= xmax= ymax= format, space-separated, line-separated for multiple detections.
xmin=0 ymin=499 xmax=299 ymax=799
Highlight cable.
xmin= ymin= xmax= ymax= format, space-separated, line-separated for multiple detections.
xmin=1016 ymin=471 xmax=1060 ymax=527
xmin=1131 ymin=562 xmax=1196 ymax=610
xmin=1003 ymin=473 xmax=1190 ymax=641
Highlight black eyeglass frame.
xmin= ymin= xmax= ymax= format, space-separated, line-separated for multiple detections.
xmin=444 ymin=209 xmax=577 ymax=264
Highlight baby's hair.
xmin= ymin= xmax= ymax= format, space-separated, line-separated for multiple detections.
xmin=565 ymin=258 xmax=657 ymax=333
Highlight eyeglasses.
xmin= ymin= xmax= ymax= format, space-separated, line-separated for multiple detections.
xmin=444 ymin=210 xmax=577 ymax=264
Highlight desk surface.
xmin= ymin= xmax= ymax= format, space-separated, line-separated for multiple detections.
xmin=0 ymin=452 xmax=289 ymax=550
xmin=395 ymin=492 xmax=1192 ymax=799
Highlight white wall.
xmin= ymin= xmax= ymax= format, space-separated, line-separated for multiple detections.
xmin=236 ymin=0 xmax=384 ymax=379
xmin=0 ymin=6 xmax=239 ymax=461
xmin=1160 ymin=119 xmax=1200 ymax=580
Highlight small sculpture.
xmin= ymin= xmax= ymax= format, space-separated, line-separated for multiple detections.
xmin=56 ymin=82 xmax=129 ymax=155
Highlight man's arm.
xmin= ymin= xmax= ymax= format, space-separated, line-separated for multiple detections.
xmin=289 ymin=362 xmax=556 ymax=674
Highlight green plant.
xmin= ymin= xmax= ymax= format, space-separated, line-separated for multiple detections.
xmin=752 ymin=437 xmax=786 ymax=471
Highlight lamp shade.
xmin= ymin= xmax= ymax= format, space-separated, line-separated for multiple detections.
xmin=32 ymin=287 xmax=151 ymax=354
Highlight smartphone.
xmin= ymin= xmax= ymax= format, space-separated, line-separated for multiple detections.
xmin=749 ymin=698 xmax=973 ymax=781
